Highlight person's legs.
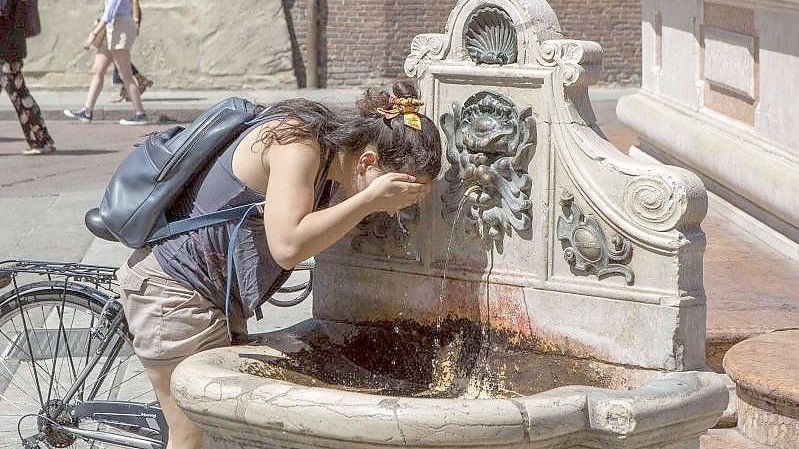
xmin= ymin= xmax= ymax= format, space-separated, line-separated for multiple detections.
xmin=117 ymin=248 xmax=236 ymax=448
xmin=0 ymin=60 xmax=56 ymax=154
xmin=85 ymin=48 xmax=113 ymax=110
xmin=110 ymin=49 xmax=144 ymax=114
xmin=145 ymin=363 xmax=203 ymax=449
xmin=112 ymin=62 xmax=122 ymax=85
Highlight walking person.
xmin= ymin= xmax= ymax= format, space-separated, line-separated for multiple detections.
xmin=111 ymin=62 xmax=153 ymax=102
xmin=0 ymin=0 xmax=56 ymax=155
xmin=116 ymin=81 xmax=441 ymax=448
xmin=64 ymin=0 xmax=149 ymax=125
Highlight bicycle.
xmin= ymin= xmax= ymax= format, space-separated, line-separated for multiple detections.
xmin=0 ymin=257 xmax=314 ymax=448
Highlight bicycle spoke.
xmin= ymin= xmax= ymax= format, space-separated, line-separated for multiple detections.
xmin=16 ymin=303 xmax=45 ymax=407
xmin=0 ymin=361 xmax=40 ymax=407
xmin=0 ymin=325 xmax=72 ymax=398
xmin=93 ymin=361 xmax=147 ymax=400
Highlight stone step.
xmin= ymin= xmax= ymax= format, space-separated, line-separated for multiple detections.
xmin=702 ymin=207 xmax=799 ymax=374
xmin=723 ymin=330 xmax=799 ymax=449
xmin=700 ymin=429 xmax=775 ymax=449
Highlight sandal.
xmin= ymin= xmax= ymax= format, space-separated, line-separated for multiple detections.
xmin=112 ymin=86 xmax=130 ymax=103
xmin=22 ymin=144 xmax=57 ymax=155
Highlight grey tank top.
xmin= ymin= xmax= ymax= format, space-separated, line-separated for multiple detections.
xmin=151 ymin=120 xmax=328 ymax=320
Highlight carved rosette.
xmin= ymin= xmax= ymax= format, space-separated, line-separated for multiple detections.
xmin=404 ymin=33 xmax=448 ymax=77
xmin=557 ymin=190 xmax=634 ymax=284
xmin=463 ymin=5 xmax=518 ymax=65
xmin=440 ymin=92 xmax=536 ymax=244
xmin=624 ymin=176 xmax=686 ymax=232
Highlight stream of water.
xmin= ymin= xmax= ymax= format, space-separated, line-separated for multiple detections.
xmin=436 ymin=185 xmax=481 ymax=345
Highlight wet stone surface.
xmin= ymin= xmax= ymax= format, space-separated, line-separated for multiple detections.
xmin=240 ymin=319 xmax=632 ymax=399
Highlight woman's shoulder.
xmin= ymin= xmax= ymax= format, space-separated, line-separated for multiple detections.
xmin=250 ymin=117 xmax=322 ymax=153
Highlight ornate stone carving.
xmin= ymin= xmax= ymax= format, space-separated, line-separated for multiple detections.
xmin=557 ymin=190 xmax=634 ymax=284
xmin=440 ymin=91 xmax=536 ymax=243
xmin=536 ymin=39 xmax=602 ymax=86
xmin=463 ymin=5 xmax=518 ymax=65
xmin=351 ymin=207 xmax=419 ymax=260
xmin=404 ymin=33 xmax=448 ymax=77
xmin=624 ymin=175 xmax=685 ymax=232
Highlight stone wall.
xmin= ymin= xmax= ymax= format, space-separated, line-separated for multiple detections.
xmin=286 ymin=0 xmax=641 ymax=87
xmin=25 ymin=0 xmax=295 ymax=89
xmin=24 ymin=0 xmax=640 ymax=89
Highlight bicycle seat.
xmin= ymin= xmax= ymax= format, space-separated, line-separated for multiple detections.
xmin=84 ymin=207 xmax=119 ymax=242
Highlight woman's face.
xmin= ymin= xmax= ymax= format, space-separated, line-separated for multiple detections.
xmin=337 ymin=144 xmax=385 ymax=197
xmin=337 ymin=144 xmax=433 ymax=199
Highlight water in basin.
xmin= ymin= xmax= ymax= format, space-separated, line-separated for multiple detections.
xmin=238 ymin=318 xmax=644 ymax=399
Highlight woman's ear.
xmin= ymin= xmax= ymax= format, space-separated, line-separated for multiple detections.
xmin=356 ymin=149 xmax=379 ymax=174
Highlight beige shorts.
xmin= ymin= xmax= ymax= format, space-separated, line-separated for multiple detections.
xmin=117 ymin=248 xmax=245 ymax=366
xmin=105 ymin=16 xmax=138 ymax=51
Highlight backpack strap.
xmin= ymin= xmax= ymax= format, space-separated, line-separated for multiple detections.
xmin=146 ymin=202 xmax=263 ymax=243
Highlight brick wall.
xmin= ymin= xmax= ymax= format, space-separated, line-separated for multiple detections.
xmin=284 ymin=0 xmax=641 ymax=87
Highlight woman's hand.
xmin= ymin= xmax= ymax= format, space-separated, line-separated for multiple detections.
xmin=83 ymin=34 xmax=96 ymax=51
xmin=364 ymin=173 xmax=430 ymax=216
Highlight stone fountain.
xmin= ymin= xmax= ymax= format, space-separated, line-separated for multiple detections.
xmin=172 ymin=1 xmax=728 ymax=448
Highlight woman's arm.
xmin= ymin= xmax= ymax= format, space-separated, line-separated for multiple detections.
xmin=84 ymin=19 xmax=107 ymax=50
xmin=263 ymin=141 xmax=427 ymax=269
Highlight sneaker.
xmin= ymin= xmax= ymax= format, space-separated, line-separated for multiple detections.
xmin=63 ymin=108 xmax=92 ymax=123
xmin=119 ymin=112 xmax=149 ymax=125
xmin=22 ymin=144 xmax=56 ymax=156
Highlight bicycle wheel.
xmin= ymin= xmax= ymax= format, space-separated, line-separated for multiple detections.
xmin=0 ymin=281 xmax=160 ymax=448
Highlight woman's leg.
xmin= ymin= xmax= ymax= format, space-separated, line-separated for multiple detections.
xmin=112 ymin=62 xmax=122 ymax=85
xmin=145 ymin=363 xmax=203 ymax=449
xmin=110 ymin=49 xmax=144 ymax=114
xmin=85 ymin=48 xmax=113 ymax=110
xmin=0 ymin=60 xmax=56 ymax=152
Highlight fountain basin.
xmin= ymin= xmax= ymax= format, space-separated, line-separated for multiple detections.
xmin=172 ymin=320 xmax=728 ymax=449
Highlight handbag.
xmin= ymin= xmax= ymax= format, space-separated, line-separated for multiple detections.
xmin=89 ymin=19 xmax=106 ymax=50
xmin=22 ymin=0 xmax=40 ymax=38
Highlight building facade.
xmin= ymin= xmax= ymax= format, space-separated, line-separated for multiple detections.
xmin=618 ymin=0 xmax=799 ymax=260
xmin=25 ymin=0 xmax=640 ymax=89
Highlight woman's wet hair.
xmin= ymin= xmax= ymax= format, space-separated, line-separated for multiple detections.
xmin=253 ymin=80 xmax=442 ymax=179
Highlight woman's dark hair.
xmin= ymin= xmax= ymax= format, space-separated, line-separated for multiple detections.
xmin=253 ymin=80 xmax=442 ymax=179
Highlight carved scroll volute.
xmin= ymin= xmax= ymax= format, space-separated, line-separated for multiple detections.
xmin=405 ymin=33 xmax=448 ymax=78
xmin=536 ymin=39 xmax=603 ymax=87
xmin=440 ymin=91 xmax=536 ymax=246
xmin=623 ymin=169 xmax=708 ymax=233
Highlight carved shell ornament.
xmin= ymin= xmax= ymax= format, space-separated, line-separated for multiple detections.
xmin=440 ymin=92 xmax=536 ymax=245
xmin=464 ymin=5 xmax=518 ymax=65
xmin=557 ymin=190 xmax=634 ymax=284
